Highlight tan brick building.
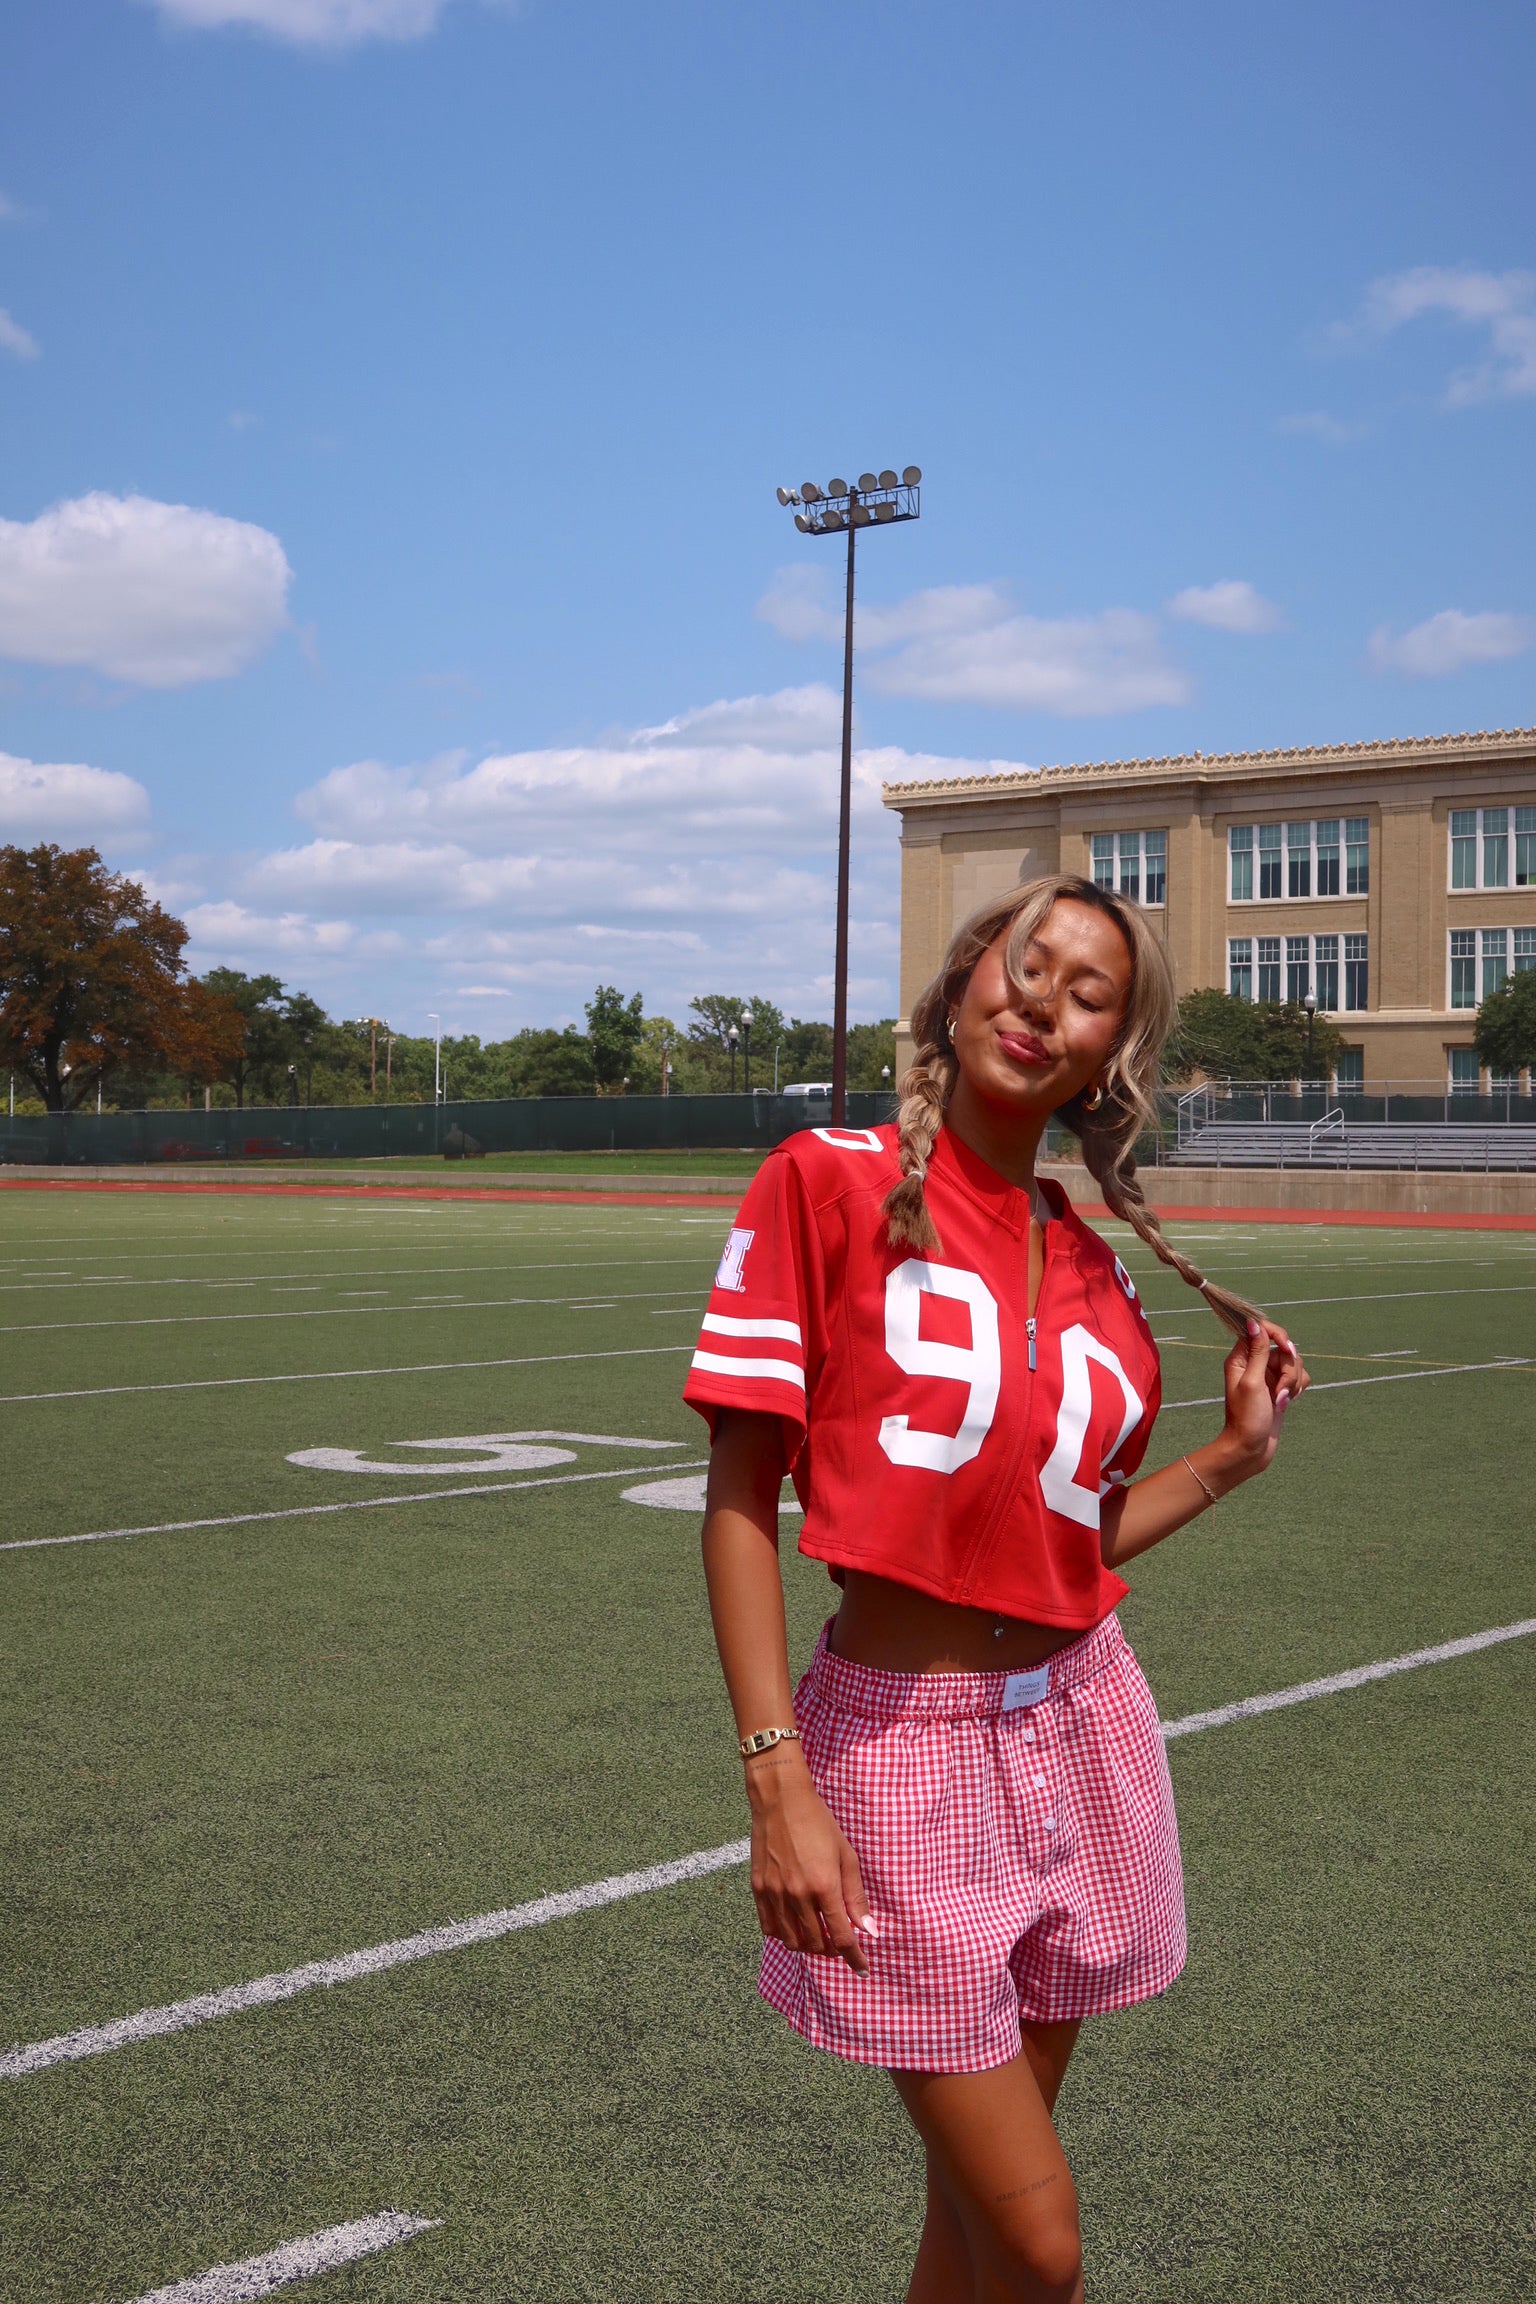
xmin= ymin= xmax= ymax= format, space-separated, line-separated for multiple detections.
xmin=883 ymin=726 xmax=1536 ymax=1089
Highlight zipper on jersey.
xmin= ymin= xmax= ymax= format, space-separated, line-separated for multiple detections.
xmin=957 ymin=1206 xmax=1055 ymax=1604
xmin=1027 ymin=1316 xmax=1037 ymax=1371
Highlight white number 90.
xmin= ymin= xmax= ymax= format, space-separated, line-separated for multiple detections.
xmin=878 ymin=1259 xmax=1001 ymax=1475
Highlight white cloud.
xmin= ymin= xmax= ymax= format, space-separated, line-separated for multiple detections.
xmin=1366 ymin=609 xmax=1536 ymax=679
xmin=148 ymin=0 xmax=496 ymax=45
xmin=189 ymin=684 xmax=1029 ymax=1026
xmin=0 ymin=309 xmax=39 ymax=361
xmin=0 ymin=492 xmax=291 ymax=687
xmin=1345 ymin=266 xmax=1536 ymax=405
xmin=758 ymin=573 xmax=1187 ymax=714
xmin=1166 ymin=580 xmax=1286 ymax=635
xmin=0 ymin=752 xmax=151 ymax=835
xmin=1276 ymin=410 xmax=1364 ymax=446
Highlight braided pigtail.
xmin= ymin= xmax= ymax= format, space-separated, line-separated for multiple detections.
xmin=1067 ymin=1097 xmax=1261 ymax=1341
xmin=883 ymin=1028 xmax=954 ymax=1253
xmin=886 ymin=870 xmax=1272 ymax=1344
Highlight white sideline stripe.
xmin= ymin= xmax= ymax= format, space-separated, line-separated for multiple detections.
xmin=0 ymin=1341 xmax=696 ymax=1407
xmin=122 ymin=2213 xmax=439 ymax=2303
xmin=689 ymin=1348 xmax=805 ymax=1387
xmin=700 ymin=1311 xmax=803 ymax=1343
xmin=2 ymin=1842 xmax=752 ymax=2077
xmin=1163 ymin=1356 xmax=1533 ymax=1410
xmin=0 ymin=1287 xmax=708 ymax=1337
xmin=8 ymin=1618 xmax=1533 ymax=2082
xmin=1144 ymin=1281 xmax=1536 ymax=1319
xmin=1161 ymin=1619 xmax=1536 ymax=1738
xmin=0 ymin=1458 xmax=709 ymax=1552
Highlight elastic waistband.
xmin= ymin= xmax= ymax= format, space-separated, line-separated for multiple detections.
xmin=806 ymin=1610 xmax=1127 ymax=1723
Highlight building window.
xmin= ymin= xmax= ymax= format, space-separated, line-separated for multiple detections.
xmin=1518 ymin=807 xmax=1536 ymax=888
xmin=1258 ymin=822 xmax=1282 ymax=898
xmin=1449 ymin=805 xmax=1535 ymax=890
xmin=1345 ymin=816 xmax=1369 ymax=894
xmin=1344 ymin=933 xmax=1369 ymax=1011
xmin=1335 ymin=1047 xmax=1364 ymax=1090
xmin=1229 ymin=933 xmax=1363 ymax=1010
xmin=1091 ymin=829 xmax=1165 ymax=905
xmin=1450 ymin=929 xmax=1477 ymax=1008
xmin=1517 ymin=928 xmax=1536 ymax=974
xmin=1257 ymin=936 xmax=1280 ymax=1002
xmin=1229 ymin=815 xmax=1369 ymax=900
xmin=1448 ymin=1046 xmax=1480 ymax=1094
xmin=1482 ymin=927 xmax=1510 ymax=1000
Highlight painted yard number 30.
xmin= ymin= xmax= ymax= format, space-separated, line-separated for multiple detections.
xmin=878 ymin=1257 xmax=1142 ymax=1524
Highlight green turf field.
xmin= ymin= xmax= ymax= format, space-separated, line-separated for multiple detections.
xmin=2 ymin=1186 xmax=1533 ymax=2303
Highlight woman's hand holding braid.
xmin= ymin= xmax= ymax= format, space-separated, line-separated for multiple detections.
xmin=1212 ymin=1316 xmax=1309 ymax=1484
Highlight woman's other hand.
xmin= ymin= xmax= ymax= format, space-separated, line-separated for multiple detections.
xmin=1218 ymin=1316 xmax=1309 ymax=1479
xmin=746 ymin=1755 xmax=872 ymax=1976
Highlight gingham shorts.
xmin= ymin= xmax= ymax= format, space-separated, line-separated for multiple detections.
xmin=758 ymin=1611 xmax=1186 ymax=2072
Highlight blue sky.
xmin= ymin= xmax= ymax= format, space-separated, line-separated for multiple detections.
xmin=1 ymin=0 xmax=1533 ymax=1035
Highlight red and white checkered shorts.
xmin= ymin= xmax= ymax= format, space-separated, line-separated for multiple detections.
xmin=758 ymin=1610 xmax=1186 ymax=2072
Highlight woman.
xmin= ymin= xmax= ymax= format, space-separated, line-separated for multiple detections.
xmin=688 ymin=876 xmax=1307 ymax=2303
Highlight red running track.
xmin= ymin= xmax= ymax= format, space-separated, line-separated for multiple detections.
xmin=1 ymin=1175 xmax=1534 ymax=1229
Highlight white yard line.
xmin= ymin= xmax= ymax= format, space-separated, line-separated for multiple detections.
xmin=0 ymin=1340 xmax=697 ymax=1407
xmin=0 ymin=1256 xmax=718 ymax=1296
xmin=1160 ymin=1619 xmax=1536 ymax=1738
xmin=1143 ymin=1282 xmax=1536 ymax=1319
xmin=121 ymin=2213 xmax=439 ymax=2302
xmin=0 ymin=1286 xmax=716 ymax=1336
xmin=1162 ymin=1356 xmax=1532 ymax=1410
xmin=0 ymin=1456 xmax=709 ymax=1553
xmin=7 ymin=1615 xmax=1532 ymax=2083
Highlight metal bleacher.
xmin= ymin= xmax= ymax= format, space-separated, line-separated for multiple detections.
xmin=1171 ymin=1084 xmax=1536 ymax=1171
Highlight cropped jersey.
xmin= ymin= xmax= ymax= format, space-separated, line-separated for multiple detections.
xmin=684 ymin=1120 xmax=1162 ymax=1631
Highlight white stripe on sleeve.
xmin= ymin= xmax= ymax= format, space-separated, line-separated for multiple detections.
xmin=689 ymin=1350 xmax=806 ymax=1390
xmin=700 ymin=1313 xmax=803 ymax=1344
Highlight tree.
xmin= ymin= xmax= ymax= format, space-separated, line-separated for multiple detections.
xmin=0 ymin=844 xmax=242 ymax=1111
xmin=1473 ymin=966 xmax=1536 ymax=1077
xmin=198 ymin=968 xmax=289 ymax=1106
xmin=585 ymin=985 xmax=644 ymax=1091
xmin=1167 ymin=988 xmax=1344 ymax=1083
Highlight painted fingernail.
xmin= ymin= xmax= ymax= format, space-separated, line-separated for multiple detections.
xmin=1276 ymin=1388 xmax=1291 ymax=1409
xmin=854 ymin=1913 xmax=880 ymax=1938
xmin=1247 ymin=1320 xmax=1261 ymax=1336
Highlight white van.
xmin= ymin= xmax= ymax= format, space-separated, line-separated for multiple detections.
xmin=781 ymin=1082 xmax=834 ymax=1098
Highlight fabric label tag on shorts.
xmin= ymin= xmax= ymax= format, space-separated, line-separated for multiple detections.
xmin=1002 ymin=1665 xmax=1051 ymax=1711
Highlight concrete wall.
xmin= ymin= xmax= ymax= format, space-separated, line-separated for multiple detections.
xmin=1040 ymin=1160 xmax=1536 ymax=1221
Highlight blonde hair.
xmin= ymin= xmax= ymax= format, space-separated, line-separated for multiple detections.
xmin=883 ymin=873 xmax=1261 ymax=1340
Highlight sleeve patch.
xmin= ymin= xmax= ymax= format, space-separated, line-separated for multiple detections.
xmin=811 ymin=1126 xmax=886 ymax=1151
xmin=714 ymin=1226 xmax=754 ymax=1293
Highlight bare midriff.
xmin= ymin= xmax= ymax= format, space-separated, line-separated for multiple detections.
xmin=828 ymin=1567 xmax=1082 ymax=1675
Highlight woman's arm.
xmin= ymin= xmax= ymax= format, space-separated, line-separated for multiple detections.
xmin=702 ymin=1408 xmax=871 ymax=1974
xmin=1101 ymin=1317 xmax=1308 ymax=1571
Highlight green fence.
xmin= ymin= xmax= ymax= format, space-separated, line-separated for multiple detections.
xmin=0 ymin=1091 xmax=900 ymax=1167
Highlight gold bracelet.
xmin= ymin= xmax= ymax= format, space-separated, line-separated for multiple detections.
xmin=1182 ymin=1455 xmax=1218 ymax=1512
xmin=739 ymin=1726 xmax=801 ymax=1760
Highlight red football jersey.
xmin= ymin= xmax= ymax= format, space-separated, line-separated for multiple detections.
xmin=684 ymin=1120 xmax=1163 ymax=1630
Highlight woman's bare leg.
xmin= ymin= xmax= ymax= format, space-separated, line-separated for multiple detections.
xmin=897 ymin=2021 xmax=1084 ymax=2304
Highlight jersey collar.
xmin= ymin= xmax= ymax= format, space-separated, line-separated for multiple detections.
xmin=930 ymin=1122 xmax=1037 ymax=1239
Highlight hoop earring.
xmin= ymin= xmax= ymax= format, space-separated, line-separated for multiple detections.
xmin=946 ymin=1012 xmax=958 ymax=1039
xmin=1083 ymin=1082 xmax=1105 ymax=1112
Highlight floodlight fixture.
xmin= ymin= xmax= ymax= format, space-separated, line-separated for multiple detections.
xmin=776 ymin=486 xmax=793 ymax=506
xmin=773 ymin=458 xmax=923 ymax=1122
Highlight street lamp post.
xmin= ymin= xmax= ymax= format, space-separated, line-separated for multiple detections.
xmin=1303 ymin=989 xmax=1318 ymax=1080
xmin=741 ymin=1008 xmax=754 ymax=1093
xmin=727 ymin=1023 xmax=739 ymax=1094
xmin=776 ymin=465 xmax=921 ymax=1125
xmin=428 ymin=1013 xmax=442 ymax=1104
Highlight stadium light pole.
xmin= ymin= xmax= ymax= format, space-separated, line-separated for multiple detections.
xmin=776 ymin=465 xmax=921 ymax=1124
